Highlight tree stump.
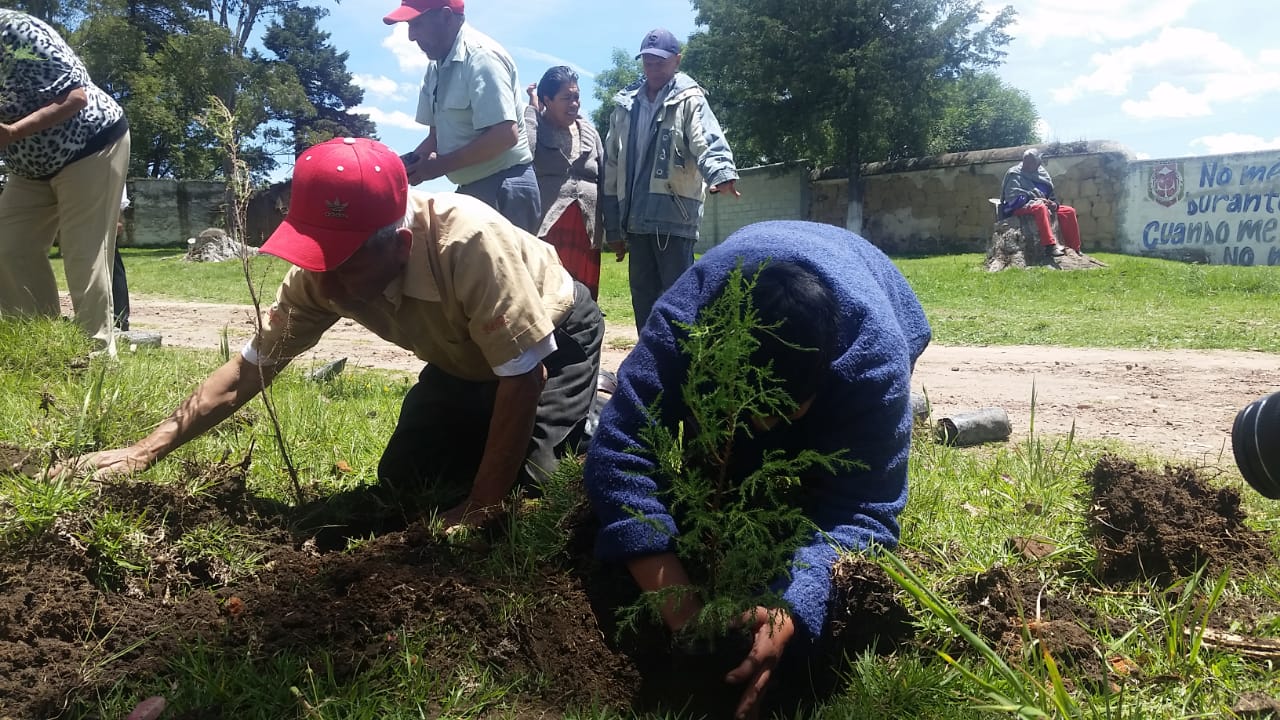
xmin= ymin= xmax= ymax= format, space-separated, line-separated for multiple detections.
xmin=983 ymin=215 xmax=1106 ymax=272
xmin=183 ymin=228 xmax=258 ymax=263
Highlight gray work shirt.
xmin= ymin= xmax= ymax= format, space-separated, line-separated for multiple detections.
xmin=415 ymin=24 xmax=533 ymax=186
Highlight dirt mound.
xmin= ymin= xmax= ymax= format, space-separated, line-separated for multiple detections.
xmin=0 ymin=459 xmax=912 ymax=719
xmin=1087 ymin=455 xmax=1274 ymax=584
xmin=957 ymin=566 xmax=1122 ymax=687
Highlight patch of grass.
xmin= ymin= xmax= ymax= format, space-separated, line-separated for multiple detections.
xmin=0 ymin=471 xmax=93 ymax=541
xmin=597 ymin=255 xmax=633 ymax=328
xmin=174 ymin=520 xmax=267 ymax=584
xmin=80 ymin=509 xmax=152 ymax=588
xmin=898 ymin=252 xmax=1280 ymax=351
xmin=52 ymin=248 xmax=291 ymax=305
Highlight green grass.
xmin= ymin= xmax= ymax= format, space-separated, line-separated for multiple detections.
xmin=7 ymin=244 xmax=1280 ymax=717
xmin=899 ymin=252 xmax=1280 ymax=351
xmin=53 ymin=248 xmax=291 ymax=305
xmin=57 ymin=248 xmax=1280 ymax=351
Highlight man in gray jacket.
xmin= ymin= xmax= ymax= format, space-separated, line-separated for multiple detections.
xmin=603 ymin=28 xmax=740 ymax=333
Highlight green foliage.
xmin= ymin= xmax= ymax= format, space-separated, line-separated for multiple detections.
xmin=261 ymin=5 xmax=377 ymax=155
xmin=628 ymin=266 xmax=853 ymax=643
xmin=682 ymin=0 xmax=1019 ymax=170
xmin=590 ymin=47 xmax=642 ymax=134
xmin=928 ymin=71 xmax=1039 ymax=155
xmin=491 ymin=456 xmax=590 ymax=575
xmin=66 ymin=0 xmax=344 ymax=181
xmin=174 ymin=520 xmax=266 ymax=584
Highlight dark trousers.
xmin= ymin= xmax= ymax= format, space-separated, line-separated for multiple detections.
xmin=377 ymin=282 xmax=603 ymax=501
xmin=457 ymin=162 xmax=542 ymax=236
xmin=627 ymin=232 xmax=696 ymax=333
xmin=111 ymin=249 xmax=129 ymax=331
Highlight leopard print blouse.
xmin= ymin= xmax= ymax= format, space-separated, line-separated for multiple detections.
xmin=0 ymin=10 xmax=124 ymax=179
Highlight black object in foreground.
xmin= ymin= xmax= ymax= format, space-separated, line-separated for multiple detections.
xmin=1232 ymin=392 xmax=1280 ymax=499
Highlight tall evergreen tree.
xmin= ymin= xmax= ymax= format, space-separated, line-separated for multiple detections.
xmin=262 ymin=5 xmax=376 ymax=155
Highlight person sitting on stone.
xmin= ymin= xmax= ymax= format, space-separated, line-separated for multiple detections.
xmin=999 ymin=147 xmax=1081 ymax=258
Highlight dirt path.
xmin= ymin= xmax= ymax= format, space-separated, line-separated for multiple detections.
xmin=122 ymin=295 xmax=1279 ymax=463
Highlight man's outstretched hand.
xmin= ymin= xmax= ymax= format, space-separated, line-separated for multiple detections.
xmin=437 ymin=497 xmax=506 ymax=534
xmin=47 ymin=446 xmax=155 ymax=481
xmin=725 ymin=606 xmax=795 ymax=720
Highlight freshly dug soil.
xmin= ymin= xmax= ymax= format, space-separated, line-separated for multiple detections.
xmin=1087 ymin=455 xmax=1275 ymax=584
xmin=957 ymin=566 xmax=1121 ymax=687
xmin=0 ymin=458 xmax=911 ymax=720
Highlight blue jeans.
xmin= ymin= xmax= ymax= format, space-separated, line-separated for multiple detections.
xmin=457 ymin=162 xmax=541 ymax=235
xmin=627 ymin=232 xmax=695 ymax=333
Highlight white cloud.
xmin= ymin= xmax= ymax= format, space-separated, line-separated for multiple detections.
xmin=353 ymin=105 xmax=422 ymax=131
xmin=1049 ymin=27 xmax=1280 ymax=119
xmin=1122 ymin=82 xmax=1214 ymax=119
xmin=1006 ymin=0 xmax=1196 ymax=47
xmin=1189 ymin=133 xmax=1280 ymax=155
xmin=1051 ymin=28 xmax=1242 ymax=103
xmin=352 ymin=74 xmax=410 ymax=102
xmin=383 ymin=25 xmax=428 ymax=74
xmin=510 ymin=47 xmax=596 ymax=81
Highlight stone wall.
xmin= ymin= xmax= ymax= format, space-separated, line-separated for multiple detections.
xmin=112 ymin=142 xmax=1280 ymax=265
xmin=854 ymin=141 xmax=1132 ymax=254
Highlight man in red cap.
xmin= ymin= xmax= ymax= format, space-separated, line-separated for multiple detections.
xmin=68 ymin=137 xmax=603 ymax=530
xmin=384 ymin=0 xmax=541 ymax=236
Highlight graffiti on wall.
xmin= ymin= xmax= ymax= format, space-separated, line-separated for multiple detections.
xmin=1139 ymin=158 xmax=1280 ymax=266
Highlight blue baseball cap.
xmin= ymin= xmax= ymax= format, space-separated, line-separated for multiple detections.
xmin=637 ymin=28 xmax=680 ymax=59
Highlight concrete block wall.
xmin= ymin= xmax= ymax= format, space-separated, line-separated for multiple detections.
xmin=121 ymin=180 xmax=226 ymax=248
xmin=698 ymin=163 xmax=809 ymax=253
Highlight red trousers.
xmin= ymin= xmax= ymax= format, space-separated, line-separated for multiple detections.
xmin=1012 ymin=203 xmax=1081 ymax=251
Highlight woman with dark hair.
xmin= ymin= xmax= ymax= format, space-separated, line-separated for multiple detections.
xmin=524 ymin=66 xmax=605 ymax=299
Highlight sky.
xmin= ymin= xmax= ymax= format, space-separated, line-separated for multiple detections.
xmin=311 ymin=0 xmax=1280 ymax=190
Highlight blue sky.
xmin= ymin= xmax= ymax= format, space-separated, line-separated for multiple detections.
xmin=313 ymin=0 xmax=1280 ymax=190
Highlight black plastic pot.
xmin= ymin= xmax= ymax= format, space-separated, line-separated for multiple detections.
xmin=1232 ymin=392 xmax=1280 ymax=499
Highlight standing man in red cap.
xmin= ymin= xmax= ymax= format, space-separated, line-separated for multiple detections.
xmin=384 ymin=0 xmax=541 ymax=235
xmin=66 ymin=138 xmax=603 ymax=530
xmin=603 ymin=27 xmax=740 ymax=333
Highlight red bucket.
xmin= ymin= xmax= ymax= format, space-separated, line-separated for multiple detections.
xmin=1232 ymin=392 xmax=1280 ymax=499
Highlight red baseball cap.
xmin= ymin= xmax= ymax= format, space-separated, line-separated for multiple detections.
xmin=383 ymin=0 xmax=464 ymax=24
xmin=261 ymin=138 xmax=409 ymax=273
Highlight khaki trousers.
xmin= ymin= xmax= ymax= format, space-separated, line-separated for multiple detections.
xmin=0 ymin=131 xmax=131 ymax=353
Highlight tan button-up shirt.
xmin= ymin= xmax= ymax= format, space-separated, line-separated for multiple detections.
xmin=250 ymin=191 xmax=573 ymax=382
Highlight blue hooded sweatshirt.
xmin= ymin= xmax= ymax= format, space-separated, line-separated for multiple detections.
xmin=583 ymin=220 xmax=931 ymax=652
